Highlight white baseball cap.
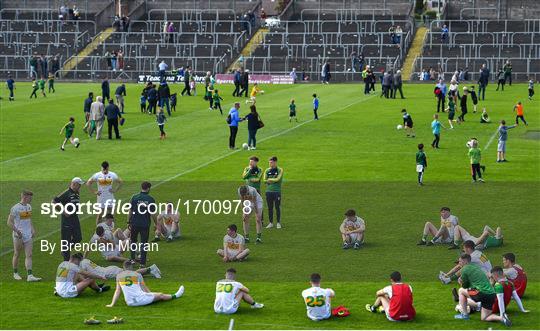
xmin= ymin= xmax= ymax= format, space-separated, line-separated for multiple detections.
xmin=71 ymin=177 xmax=85 ymax=184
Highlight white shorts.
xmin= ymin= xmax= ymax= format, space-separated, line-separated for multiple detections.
xmin=163 ymin=223 xmax=178 ymax=236
xmin=101 ymin=246 xmax=121 ymax=258
xmin=104 ymin=266 xmax=123 ymax=279
xmin=13 ymin=231 xmax=32 ymax=244
xmin=244 ymin=202 xmax=263 ymax=217
xmin=97 ymin=196 xmax=116 ymax=209
xmin=55 ymin=283 xmax=78 ymax=298
xmin=348 ymin=233 xmax=364 ymax=243
xmin=215 ymin=303 xmax=239 ymax=315
xmin=497 ymin=140 xmax=506 ymax=152
xmin=433 ymin=236 xmax=453 ymax=244
xmin=462 ymin=233 xmax=479 ymax=243
xmin=126 ymin=292 xmax=155 ymax=307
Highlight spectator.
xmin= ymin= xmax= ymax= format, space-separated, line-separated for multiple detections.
xmin=29 ymin=56 xmax=37 ymax=79
xmin=358 ymin=52 xmax=365 ymax=72
xmin=113 ymin=16 xmax=121 ymax=31
xmin=362 ymin=66 xmax=370 ymax=94
xmin=496 ymin=69 xmax=505 ymax=91
xmin=158 ymin=81 xmax=171 ymax=116
xmin=167 ymin=22 xmax=175 ymax=43
xmin=463 ymin=67 xmax=470 ymax=81
xmin=441 ymin=24 xmax=449 ymax=42
xmin=104 ymin=99 xmax=122 ymax=139
xmin=321 ymin=61 xmax=331 ymax=84
xmin=239 ymin=69 xmax=249 ymax=97
xmin=289 ymin=68 xmax=297 ymax=83
xmin=429 ymin=67 xmax=436 ymax=80
xmin=393 ymin=70 xmax=405 ymax=99
xmin=395 ymin=26 xmax=403 ymax=45
xmin=89 ymin=96 xmax=105 ymax=139
xmin=104 ymin=51 xmax=112 ymax=70
xmin=478 ymin=64 xmax=490 ymax=100
xmin=389 ymin=25 xmax=396 ymax=44
xmin=350 ymin=51 xmax=359 ymax=72
xmin=503 ymin=60 xmax=512 ymax=86
xmin=117 ymin=50 xmax=124 ymax=71
xmin=204 ymin=71 xmax=212 ymax=100
xmin=59 ymin=5 xmax=68 ymax=21
xmin=101 ymin=78 xmax=110 ymax=102
xmin=244 ymin=105 xmax=261 ymax=150
xmin=181 ymin=67 xmax=191 ymax=96
xmin=232 ymin=69 xmax=242 ymax=96
xmin=83 ymin=92 xmax=93 ymax=132
xmin=241 ymin=13 xmax=250 ymax=32
xmin=260 ymin=8 xmax=267 ymax=20
xmin=51 ymin=55 xmax=60 ymax=77
xmin=158 ymin=60 xmax=168 ymax=80
xmin=147 ymin=83 xmax=158 ymax=114
xmin=115 ymin=83 xmax=126 ymax=113
xmin=111 ymin=51 xmax=117 ymax=72
xmin=72 ymin=5 xmax=80 ymax=20
xmin=381 ymin=71 xmax=393 ymax=98
xmin=368 ymin=66 xmax=376 ymax=92
xmin=435 ymin=79 xmax=447 ymax=113
xmin=227 ymin=102 xmax=242 ymax=149
xmin=163 ymin=21 xmax=168 ymax=34
xmin=39 ymin=54 xmax=47 ymax=78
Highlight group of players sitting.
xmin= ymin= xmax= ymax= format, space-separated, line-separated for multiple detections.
xmin=416 ymin=207 xmax=528 ymax=326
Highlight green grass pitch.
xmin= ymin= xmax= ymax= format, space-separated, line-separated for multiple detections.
xmin=0 ymin=81 xmax=539 ymax=329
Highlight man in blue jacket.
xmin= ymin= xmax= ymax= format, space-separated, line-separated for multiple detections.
xmin=228 ymin=102 xmax=243 ymax=149
xmin=233 ymin=69 xmax=242 ymax=97
xmin=478 ymin=64 xmax=490 ymax=101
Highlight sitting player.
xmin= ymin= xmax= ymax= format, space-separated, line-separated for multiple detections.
xmin=217 ymin=224 xmax=250 ymax=262
xmin=480 ymin=108 xmax=490 ymax=123
xmin=98 ymin=213 xmax=129 ymax=246
xmin=106 ymin=260 xmax=184 ymax=307
xmin=153 ymin=203 xmax=180 ymax=242
xmin=54 ymin=253 xmax=110 ymax=298
xmin=417 ymin=207 xmax=458 ymax=246
xmin=502 ymin=253 xmax=527 ymax=297
xmin=246 ymin=83 xmax=263 ymax=105
xmin=366 ymin=271 xmax=416 ymax=322
xmin=458 ymin=266 xmax=528 ymax=317
xmin=339 ymin=209 xmax=366 ymax=249
xmin=89 ymin=225 xmax=128 ymax=262
xmin=214 ymin=268 xmax=264 ymax=314
xmin=453 ymin=254 xmax=511 ymax=326
xmin=80 ymin=257 xmax=161 ymax=280
xmin=440 ymin=240 xmax=492 ymax=284
xmin=301 ymin=273 xmax=335 ymax=321
xmin=449 ymin=224 xmax=503 ymax=250
xmin=238 ymin=185 xmax=263 ymax=244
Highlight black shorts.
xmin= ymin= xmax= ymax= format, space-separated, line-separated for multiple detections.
xmin=448 ymin=112 xmax=455 ymax=120
xmin=468 ymin=289 xmax=495 ymax=309
xmin=289 ymin=111 xmax=296 ymax=117
xmin=406 ymin=122 xmax=413 ymax=128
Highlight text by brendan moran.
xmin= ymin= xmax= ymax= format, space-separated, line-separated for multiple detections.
xmin=40 ymin=240 xmax=159 ymax=255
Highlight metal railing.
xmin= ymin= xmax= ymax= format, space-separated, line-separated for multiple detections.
xmin=94 ymin=43 xmax=234 ymax=59
xmin=0 ymin=8 xmax=91 ymax=20
xmin=423 ymin=43 xmax=540 ymax=59
xmin=0 ymin=19 xmax=97 ymax=34
xmin=0 ymin=31 xmax=91 ymax=48
xmin=460 ymin=7 xmax=500 ymax=20
xmin=147 ymin=8 xmax=238 ymax=22
xmin=300 ymin=8 xmax=394 ymax=21
xmin=426 ymin=31 xmax=540 ymax=48
xmin=128 ymin=19 xmax=248 ymax=34
xmin=429 ymin=19 xmax=540 ymax=33
xmin=0 ymin=42 xmax=71 ymax=57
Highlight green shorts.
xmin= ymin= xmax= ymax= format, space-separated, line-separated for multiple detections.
xmin=65 ymin=130 xmax=73 ymax=139
xmin=484 ymin=236 xmax=503 ymax=248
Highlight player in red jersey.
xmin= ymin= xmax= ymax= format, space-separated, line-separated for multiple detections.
xmin=365 ymin=271 xmax=416 ymax=321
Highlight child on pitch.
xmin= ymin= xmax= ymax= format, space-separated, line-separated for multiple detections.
xmin=170 ymin=92 xmax=177 ymax=112
xmin=469 ymin=86 xmax=478 ymax=113
xmin=29 ymin=78 xmax=38 ymax=98
xmin=189 ymin=76 xmax=196 ymax=96
xmin=289 ymin=99 xmax=298 ymax=122
xmin=401 ymin=109 xmax=415 ymax=137
xmin=60 ymin=117 xmax=80 ymax=151
xmin=445 ymin=96 xmax=456 ymax=129
xmin=246 ymin=83 xmax=263 ymax=104
xmin=528 ymin=78 xmax=534 ymax=100
xmin=156 ymin=108 xmax=167 ymax=139
xmin=206 ymin=83 xmax=214 ymax=110
xmin=467 ymin=138 xmax=485 ymax=183
xmin=312 ymin=93 xmax=319 ymax=120
xmin=431 ymin=113 xmax=445 ymax=149
xmin=480 ymin=108 xmax=490 ymax=123
xmin=416 ymin=143 xmax=427 ymax=185
xmin=47 ymin=72 xmax=55 ymax=93
xmin=140 ymin=92 xmax=147 ymax=113
xmin=213 ymin=89 xmax=224 ymax=115
xmin=38 ymin=76 xmax=46 ymax=97
xmin=513 ymin=101 xmax=528 ymax=126
xmin=497 ymin=120 xmax=517 ymax=162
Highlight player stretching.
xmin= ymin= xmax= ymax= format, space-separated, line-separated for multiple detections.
xmin=239 ymin=185 xmax=263 ymax=244
xmin=106 ymin=260 xmax=184 ymax=307
xmin=80 ymin=258 xmax=161 ymax=279
xmin=340 ymin=209 xmax=366 ymax=249
xmin=449 ymin=224 xmax=503 ymax=250
xmin=54 ymin=253 xmax=110 ymax=298
xmin=8 ymin=190 xmax=41 ymax=281
xmin=366 ymin=271 xmax=416 ymax=322
xmin=217 ymin=224 xmax=250 ymax=262
xmin=302 ymin=273 xmax=335 ymax=321
xmin=214 ymin=268 xmax=264 ymax=314
xmin=417 ymin=207 xmax=458 ymax=246
xmin=153 ymin=203 xmax=180 ymax=242
xmin=60 ymin=117 xmax=80 ymax=151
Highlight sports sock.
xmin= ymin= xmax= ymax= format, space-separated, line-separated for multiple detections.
xmin=454 ymin=240 xmax=462 ymax=246
xmin=171 ymin=293 xmax=177 ymax=299
xmin=421 ymin=235 xmax=427 ymax=241
xmin=450 ymin=274 xmax=459 ymax=281
xmin=13 ymin=268 xmax=18 ymax=274
xmin=432 ymin=235 xmax=439 ymax=242
xmin=257 ymin=233 xmax=261 ymax=239
xmin=27 ymin=269 xmax=32 ymax=275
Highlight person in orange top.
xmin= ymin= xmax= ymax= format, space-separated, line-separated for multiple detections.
xmin=513 ymin=102 xmax=528 ymax=126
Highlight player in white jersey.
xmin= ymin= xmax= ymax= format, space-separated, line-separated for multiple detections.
xmin=417 ymin=207 xmax=459 ymax=246
xmin=88 ymin=225 xmax=128 ymax=262
xmin=217 ymin=224 xmax=250 ymax=262
xmin=214 ymin=268 xmax=264 ymax=314
xmin=439 ymin=240 xmax=493 ymax=284
xmin=238 ymin=185 xmax=263 ymax=244
xmin=153 ymin=203 xmax=180 ymax=242
xmin=54 ymin=253 xmax=110 ymax=298
xmin=8 ymin=190 xmax=41 ymax=281
xmin=86 ymin=161 xmax=123 ymax=223
xmin=302 ymin=273 xmax=335 ymax=321
xmin=340 ymin=209 xmax=366 ymax=250
xmin=97 ymin=213 xmax=129 ymax=246
xmin=80 ymin=258 xmax=161 ymax=279
xmin=449 ymin=224 xmax=503 ymax=250
xmin=106 ymin=260 xmax=184 ymax=307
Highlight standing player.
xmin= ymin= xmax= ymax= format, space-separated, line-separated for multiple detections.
xmin=289 ymin=99 xmax=298 ymax=122
xmin=246 ymin=83 xmax=263 ymax=105
xmin=242 ymin=156 xmax=263 ymax=192
xmin=496 ymin=120 xmax=517 ymax=162
xmin=238 ymin=185 xmax=263 ymax=244
xmin=153 ymin=203 xmax=180 ymax=242
xmin=513 ymin=101 xmax=528 ymax=126
xmin=38 ymin=76 xmax=46 ymax=97
xmin=6 ymin=75 xmax=15 ymax=101
xmin=8 ymin=190 xmax=41 ymax=281
xmin=80 ymin=257 xmax=161 ymax=280
xmin=528 ymin=78 xmax=534 ymax=100
xmin=365 ymin=271 xmax=416 ymax=322
xmin=445 ymin=97 xmax=456 ymax=129
xmin=54 ymin=253 xmax=110 ymax=298
xmin=106 ymin=260 xmax=184 ymax=307
xmin=217 ymin=224 xmax=250 ymax=262
xmin=339 ymin=209 xmax=366 ymax=249
xmin=417 ymin=207 xmax=458 ymax=246
xmin=59 ymin=117 xmax=80 ymax=151
xmin=416 ymin=143 xmax=427 ymax=185
xmin=214 ymin=268 xmax=264 ymax=314
xmin=401 ymin=109 xmax=415 ymax=137
xmin=502 ymin=253 xmax=527 ymax=297
xmin=87 ymin=161 xmax=123 ymax=224
xmin=301 ymin=273 xmax=335 ymax=321
xmin=264 ymin=156 xmax=283 ymax=229
xmin=48 ymin=72 xmax=55 ymax=93
xmin=312 ymin=93 xmax=319 ymax=120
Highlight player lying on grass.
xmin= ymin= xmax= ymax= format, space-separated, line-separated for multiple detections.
xmin=502 ymin=253 xmax=527 ymax=297
xmin=88 ymin=225 xmax=129 ymax=262
xmin=366 ymin=271 xmax=416 ymax=322
xmin=54 ymin=253 xmax=110 ymax=298
xmin=80 ymin=258 xmax=161 ymax=280
xmin=59 ymin=117 xmax=80 ymax=151
xmin=9 ymin=190 xmax=41 ymax=282
xmin=448 ymin=225 xmax=503 ymax=250
xmin=214 ymin=268 xmax=264 ymax=314
xmin=455 ymin=266 xmax=528 ymax=317
xmin=152 ymin=203 xmax=180 ymax=242
xmin=453 ymin=254 xmax=512 ymax=326
xmin=340 ymin=209 xmax=366 ymax=249
xmin=439 ymin=240 xmax=492 ymax=284
xmin=217 ymin=224 xmax=250 ymax=262
xmin=417 ymin=207 xmax=458 ymax=246
xmin=302 ymin=273 xmax=335 ymax=321
xmin=239 ymin=185 xmax=263 ymax=244
xmin=106 ymin=260 xmax=184 ymax=307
